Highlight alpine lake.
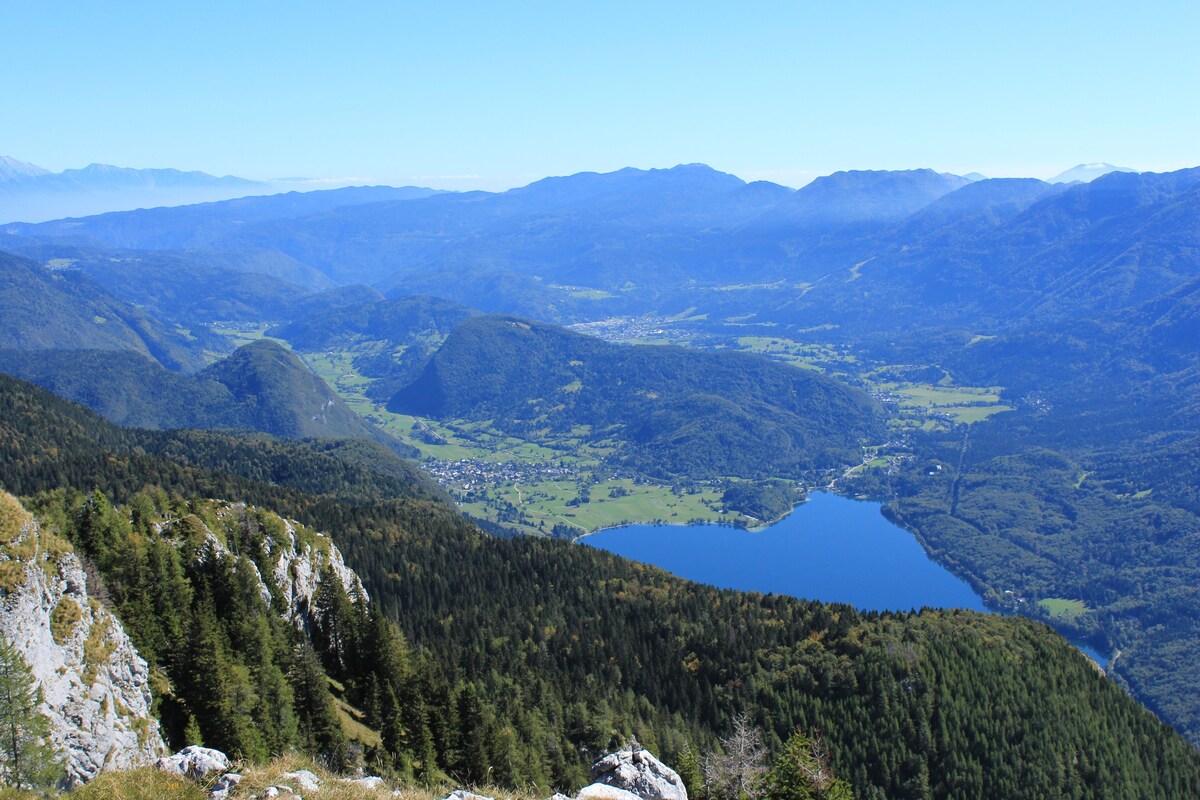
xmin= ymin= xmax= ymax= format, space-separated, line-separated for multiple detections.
xmin=582 ymin=491 xmax=1108 ymax=666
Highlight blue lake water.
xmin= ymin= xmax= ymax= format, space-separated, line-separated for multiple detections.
xmin=582 ymin=491 xmax=987 ymax=612
xmin=583 ymin=492 xmax=1109 ymax=666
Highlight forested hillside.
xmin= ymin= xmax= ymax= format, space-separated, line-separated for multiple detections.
xmin=392 ymin=316 xmax=882 ymax=478
xmin=1 ymin=374 xmax=1198 ymax=799
xmin=0 ymin=341 xmax=414 ymax=456
xmin=0 ymin=251 xmax=217 ymax=370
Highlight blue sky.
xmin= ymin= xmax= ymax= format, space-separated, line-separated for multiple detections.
xmin=3 ymin=1 xmax=1197 ymax=190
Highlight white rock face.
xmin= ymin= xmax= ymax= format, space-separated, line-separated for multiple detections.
xmin=155 ymin=745 xmax=231 ymax=781
xmin=0 ymin=510 xmax=165 ymax=785
xmin=181 ymin=505 xmax=367 ymax=627
xmin=590 ymin=749 xmax=688 ymax=800
xmin=261 ymin=515 xmax=367 ymax=623
xmin=440 ymin=791 xmax=493 ymax=800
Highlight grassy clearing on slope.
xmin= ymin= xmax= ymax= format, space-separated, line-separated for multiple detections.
xmin=1038 ymin=598 xmax=1089 ymax=622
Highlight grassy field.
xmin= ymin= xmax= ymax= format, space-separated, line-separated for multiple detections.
xmin=289 ymin=346 xmax=747 ymax=534
xmin=1038 ymin=597 xmax=1089 ymax=621
xmin=457 ymin=479 xmax=736 ymax=536
xmin=874 ymin=381 xmax=1014 ymax=425
xmin=209 ymin=323 xmax=273 ymax=350
xmin=734 ymin=336 xmax=855 ymax=371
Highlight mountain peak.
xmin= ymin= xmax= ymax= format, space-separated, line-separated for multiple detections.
xmin=1051 ymin=163 xmax=1136 ymax=184
xmin=0 ymin=156 xmax=52 ymax=182
xmin=766 ymin=168 xmax=971 ymax=229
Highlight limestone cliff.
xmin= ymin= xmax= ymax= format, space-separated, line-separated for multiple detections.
xmin=167 ymin=502 xmax=367 ymax=627
xmin=0 ymin=492 xmax=165 ymax=785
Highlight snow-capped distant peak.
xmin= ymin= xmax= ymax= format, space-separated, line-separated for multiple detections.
xmin=1050 ymin=163 xmax=1136 ymax=184
xmin=0 ymin=156 xmax=52 ymax=182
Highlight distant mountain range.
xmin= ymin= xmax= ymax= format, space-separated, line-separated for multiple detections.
xmin=0 ymin=156 xmax=448 ymax=224
xmin=0 ymin=156 xmax=273 ymax=223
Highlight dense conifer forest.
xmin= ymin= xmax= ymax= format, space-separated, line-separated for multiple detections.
xmin=2 ymin=374 xmax=1198 ymax=799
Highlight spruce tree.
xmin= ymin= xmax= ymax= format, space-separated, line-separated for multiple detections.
xmin=0 ymin=636 xmax=62 ymax=790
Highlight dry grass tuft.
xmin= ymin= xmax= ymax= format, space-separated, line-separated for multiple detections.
xmin=70 ymin=768 xmax=207 ymax=800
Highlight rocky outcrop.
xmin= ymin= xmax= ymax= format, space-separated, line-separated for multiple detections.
xmin=0 ymin=492 xmax=165 ymax=785
xmin=587 ymin=749 xmax=688 ymax=800
xmin=259 ymin=513 xmax=367 ymax=622
xmin=172 ymin=504 xmax=367 ymax=628
xmin=155 ymin=745 xmax=232 ymax=781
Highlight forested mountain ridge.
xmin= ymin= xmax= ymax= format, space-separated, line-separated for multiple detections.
xmin=0 ymin=340 xmax=415 ymax=456
xmin=0 ymin=250 xmax=218 ymax=371
xmin=4 ymin=185 xmax=445 ymax=250
xmin=754 ymin=167 xmax=1200 ymax=332
xmin=391 ymin=315 xmax=883 ymax=478
xmin=1 ymin=374 xmax=1198 ymax=799
xmin=267 ymin=295 xmax=479 ymax=401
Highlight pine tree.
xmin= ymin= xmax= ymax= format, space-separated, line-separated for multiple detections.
xmin=762 ymin=731 xmax=854 ymax=800
xmin=677 ymin=742 xmax=703 ymax=799
xmin=454 ymin=683 xmax=488 ymax=785
xmin=0 ymin=636 xmax=62 ymax=790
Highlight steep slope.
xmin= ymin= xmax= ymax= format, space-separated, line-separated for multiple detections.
xmin=392 ymin=316 xmax=882 ymax=478
xmin=758 ymin=167 xmax=1200 ymax=332
xmin=0 ymin=371 xmax=451 ymax=511
xmin=2 ymin=243 xmax=318 ymax=323
xmin=196 ymin=340 xmax=413 ymax=452
xmin=0 ymin=250 xmax=216 ymax=370
xmin=0 ymin=493 xmax=164 ymax=784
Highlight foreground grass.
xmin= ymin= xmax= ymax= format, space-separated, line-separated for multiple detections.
xmin=63 ymin=755 xmax=547 ymax=800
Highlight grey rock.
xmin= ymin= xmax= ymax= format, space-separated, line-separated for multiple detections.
xmin=0 ymin=504 xmax=165 ymax=785
xmin=262 ymin=514 xmax=368 ymax=624
xmin=590 ymin=749 xmax=688 ymax=800
xmin=283 ymin=770 xmax=321 ymax=792
xmin=182 ymin=505 xmax=367 ymax=628
xmin=262 ymin=786 xmax=299 ymax=800
xmin=211 ymin=773 xmax=243 ymax=799
xmin=440 ymin=791 xmax=494 ymax=800
xmin=546 ymin=793 xmax=575 ymax=800
xmin=344 ymin=776 xmax=386 ymax=791
xmin=577 ymin=785 xmax=643 ymax=800
xmin=156 ymin=746 xmax=232 ymax=782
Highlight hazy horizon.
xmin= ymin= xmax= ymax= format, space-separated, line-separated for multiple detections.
xmin=3 ymin=2 xmax=1196 ymax=193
